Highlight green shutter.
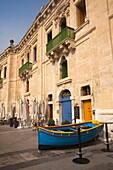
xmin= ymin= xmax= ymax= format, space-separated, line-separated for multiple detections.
xmin=62 ymin=60 xmax=68 ymax=79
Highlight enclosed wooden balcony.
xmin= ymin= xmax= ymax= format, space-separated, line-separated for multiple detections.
xmin=46 ymin=26 xmax=75 ymax=59
xmin=19 ymin=62 xmax=32 ymax=80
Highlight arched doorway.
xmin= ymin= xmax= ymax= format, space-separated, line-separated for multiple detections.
xmin=61 ymin=90 xmax=72 ymax=123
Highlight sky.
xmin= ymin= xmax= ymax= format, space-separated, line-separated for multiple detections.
xmin=0 ymin=0 xmax=48 ymax=54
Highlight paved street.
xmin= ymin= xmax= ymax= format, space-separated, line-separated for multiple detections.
xmin=0 ymin=125 xmax=113 ymax=170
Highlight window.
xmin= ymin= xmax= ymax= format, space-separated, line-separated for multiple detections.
xmin=76 ymin=0 xmax=86 ymax=27
xmin=27 ymin=99 xmax=30 ymax=115
xmin=47 ymin=30 xmax=52 ymax=43
xmin=33 ymin=46 xmax=37 ymax=62
xmin=81 ymin=85 xmax=91 ymax=96
xmin=60 ymin=17 xmax=67 ymax=31
xmin=4 ymin=67 xmax=7 ymax=79
xmin=22 ymin=59 xmax=24 ymax=65
xmin=48 ymin=94 xmax=53 ymax=101
xmin=62 ymin=90 xmax=71 ymax=98
xmin=61 ymin=56 xmax=68 ymax=79
xmin=26 ymin=80 xmax=29 ymax=92
xmin=49 ymin=104 xmax=53 ymax=119
xmin=27 ymin=53 xmax=30 ymax=62
xmin=0 ymin=70 xmax=1 ymax=78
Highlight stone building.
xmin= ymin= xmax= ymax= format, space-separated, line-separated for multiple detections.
xmin=0 ymin=0 xmax=113 ymax=131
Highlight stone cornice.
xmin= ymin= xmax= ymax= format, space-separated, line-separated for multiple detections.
xmin=14 ymin=0 xmax=58 ymax=53
xmin=16 ymin=0 xmax=58 ymax=52
xmin=56 ymin=77 xmax=72 ymax=86
xmin=0 ymin=46 xmax=15 ymax=61
xmin=44 ymin=0 xmax=70 ymax=30
xmin=0 ymin=0 xmax=66 ymax=55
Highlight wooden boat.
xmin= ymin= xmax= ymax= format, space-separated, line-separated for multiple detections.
xmin=37 ymin=120 xmax=103 ymax=150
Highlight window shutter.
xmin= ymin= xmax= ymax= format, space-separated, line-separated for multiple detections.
xmin=62 ymin=60 xmax=68 ymax=78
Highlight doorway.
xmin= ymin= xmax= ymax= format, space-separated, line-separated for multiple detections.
xmin=49 ymin=104 xmax=53 ymax=119
xmin=61 ymin=90 xmax=72 ymax=123
xmin=83 ymin=100 xmax=92 ymax=121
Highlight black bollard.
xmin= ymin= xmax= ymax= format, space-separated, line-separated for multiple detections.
xmin=105 ymin=123 xmax=110 ymax=151
xmin=72 ymin=126 xmax=90 ymax=164
xmin=77 ymin=126 xmax=83 ymax=159
xmin=101 ymin=123 xmax=113 ymax=152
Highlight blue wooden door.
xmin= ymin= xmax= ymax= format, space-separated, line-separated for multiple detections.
xmin=61 ymin=90 xmax=72 ymax=123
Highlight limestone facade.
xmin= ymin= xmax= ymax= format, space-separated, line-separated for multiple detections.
xmin=0 ymin=0 xmax=113 ymax=133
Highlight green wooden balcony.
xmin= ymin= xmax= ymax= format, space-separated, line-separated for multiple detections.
xmin=19 ymin=62 xmax=32 ymax=75
xmin=46 ymin=26 xmax=75 ymax=53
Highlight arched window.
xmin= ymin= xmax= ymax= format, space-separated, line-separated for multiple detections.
xmin=61 ymin=56 xmax=68 ymax=79
xmin=62 ymin=89 xmax=71 ymax=98
xmin=60 ymin=17 xmax=66 ymax=31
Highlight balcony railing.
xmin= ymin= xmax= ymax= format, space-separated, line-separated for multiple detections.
xmin=19 ymin=62 xmax=32 ymax=75
xmin=46 ymin=26 xmax=75 ymax=53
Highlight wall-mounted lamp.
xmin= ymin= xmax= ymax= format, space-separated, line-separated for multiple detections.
xmin=93 ymin=110 xmax=95 ymax=115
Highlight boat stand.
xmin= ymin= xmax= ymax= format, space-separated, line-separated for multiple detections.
xmin=72 ymin=126 xmax=90 ymax=164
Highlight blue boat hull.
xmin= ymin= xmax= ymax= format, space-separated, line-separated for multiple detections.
xmin=38 ymin=121 xmax=103 ymax=150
